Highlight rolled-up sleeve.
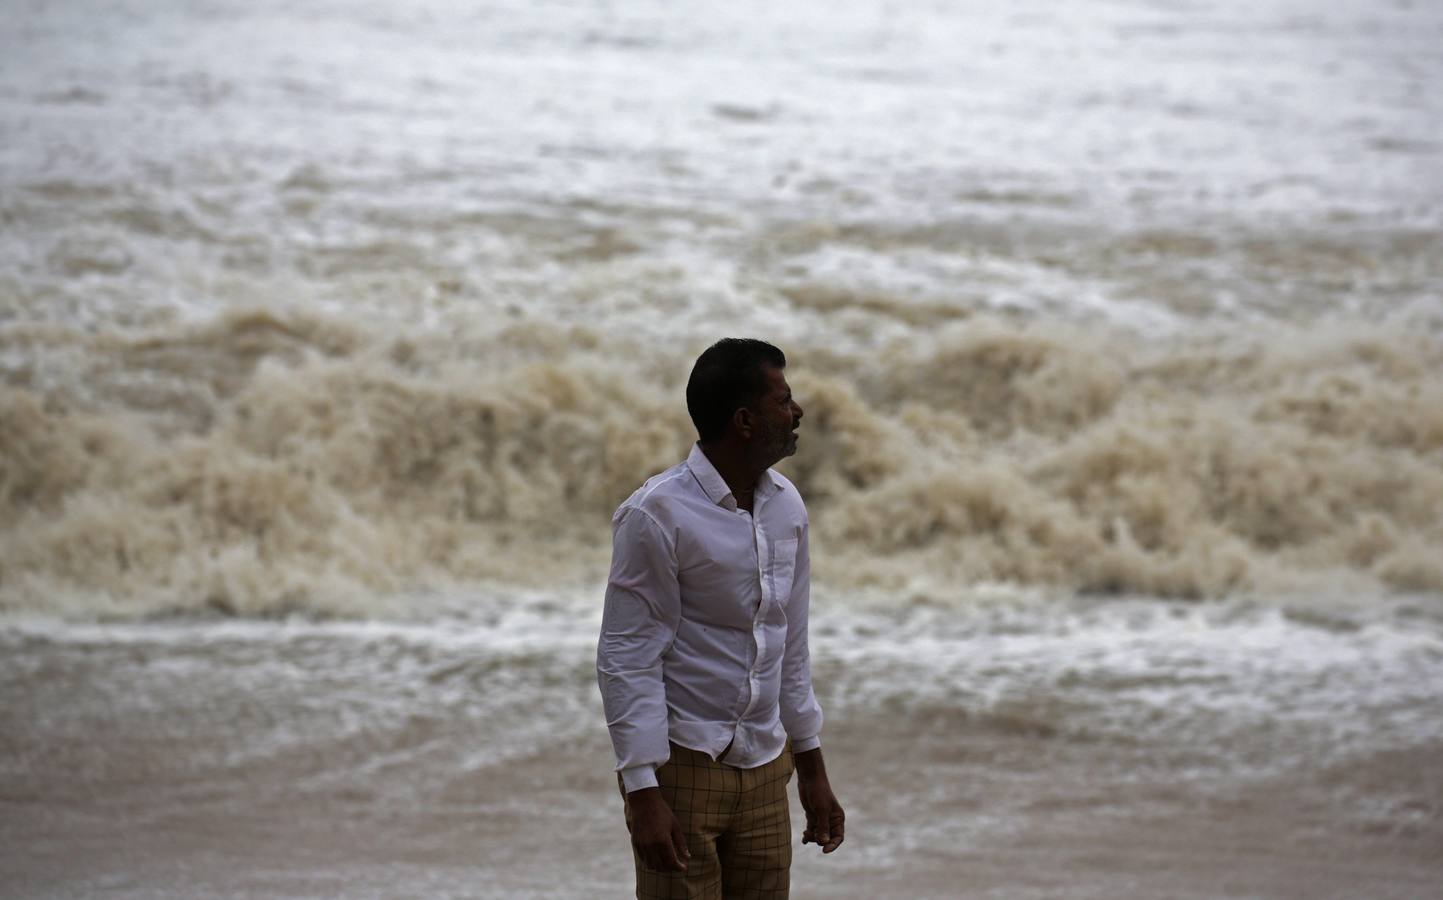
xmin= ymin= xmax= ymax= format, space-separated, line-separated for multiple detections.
xmin=779 ymin=522 xmax=823 ymax=752
xmin=596 ymin=506 xmax=680 ymax=792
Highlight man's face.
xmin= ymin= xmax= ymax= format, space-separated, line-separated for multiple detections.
xmin=749 ymin=366 xmax=804 ymax=466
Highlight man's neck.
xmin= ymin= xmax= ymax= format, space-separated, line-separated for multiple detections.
xmin=698 ymin=440 xmax=766 ymax=507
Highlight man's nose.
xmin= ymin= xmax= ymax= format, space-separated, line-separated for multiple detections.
xmin=792 ymin=401 xmax=803 ymax=422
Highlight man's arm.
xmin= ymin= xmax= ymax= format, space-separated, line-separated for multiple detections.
xmin=778 ymin=523 xmax=845 ymax=853
xmin=596 ymin=506 xmax=690 ymax=872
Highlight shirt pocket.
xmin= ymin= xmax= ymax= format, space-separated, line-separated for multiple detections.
xmin=769 ymin=537 xmax=799 ymax=605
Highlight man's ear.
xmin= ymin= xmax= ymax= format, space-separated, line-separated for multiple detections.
xmin=731 ymin=406 xmax=754 ymax=439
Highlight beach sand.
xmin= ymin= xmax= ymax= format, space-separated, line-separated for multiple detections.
xmin=5 ymin=647 xmax=1439 ymax=899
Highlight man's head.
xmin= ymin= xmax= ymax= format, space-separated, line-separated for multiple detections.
xmin=686 ymin=338 xmax=803 ymax=465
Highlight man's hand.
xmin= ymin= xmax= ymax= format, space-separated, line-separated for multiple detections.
xmin=794 ymin=748 xmax=845 ymax=853
xmin=626 ymin=788 xmax=691 ymax=872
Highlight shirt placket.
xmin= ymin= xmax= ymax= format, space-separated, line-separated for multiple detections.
xmin=731 ymin=494 xmax=771 ymax=758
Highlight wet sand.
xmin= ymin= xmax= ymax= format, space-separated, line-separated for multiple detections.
xmin=6 ymin=708 xmax=1439 ymax=899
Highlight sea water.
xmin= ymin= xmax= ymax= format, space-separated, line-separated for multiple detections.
xmin=2 ymin=0 xmax=1441 ymax=897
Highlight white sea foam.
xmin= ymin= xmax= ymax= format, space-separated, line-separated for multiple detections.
xmin=5 ymin=590 xmax=1439 ymax=784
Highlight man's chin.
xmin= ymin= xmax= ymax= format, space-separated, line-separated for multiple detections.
xmin=758 ymin=434 xmax=799 ymax=466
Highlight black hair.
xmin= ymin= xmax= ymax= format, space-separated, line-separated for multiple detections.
xmin=686 ymin=338 xmax=787 ymax=443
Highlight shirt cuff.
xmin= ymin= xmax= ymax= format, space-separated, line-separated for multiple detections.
xmin=620 ymin=765 xmax=659 ymax=792
xmin=790 ymin=734 xmax=822 ymax=753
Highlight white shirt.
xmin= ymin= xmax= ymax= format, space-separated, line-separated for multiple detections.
xmin=597 ymin=442 xmax=824 ymax=792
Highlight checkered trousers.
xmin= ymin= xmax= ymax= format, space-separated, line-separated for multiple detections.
xmin=621 ymin=742 xmax=794 ymax=900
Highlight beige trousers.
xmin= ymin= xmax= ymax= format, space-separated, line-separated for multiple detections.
xmin=621 ymin=742 xmax=794 ymax=900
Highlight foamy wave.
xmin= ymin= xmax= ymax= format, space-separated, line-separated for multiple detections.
xmin=2 ymin=310 xmax=1441 ymax=617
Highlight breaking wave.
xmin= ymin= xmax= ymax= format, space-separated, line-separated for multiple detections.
xmin=3 ymin=308 xmax=1440 ymax=618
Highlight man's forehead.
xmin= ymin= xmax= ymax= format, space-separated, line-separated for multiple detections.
xmin=763 ymin=366 xmax=790 ymax=395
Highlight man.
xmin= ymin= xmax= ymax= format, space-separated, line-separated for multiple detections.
xmin=597 ymin=338 xmax=845 ymax=899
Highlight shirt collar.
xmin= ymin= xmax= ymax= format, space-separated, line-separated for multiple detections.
xmin=687 ymin=442 xmax=783 ymax=510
